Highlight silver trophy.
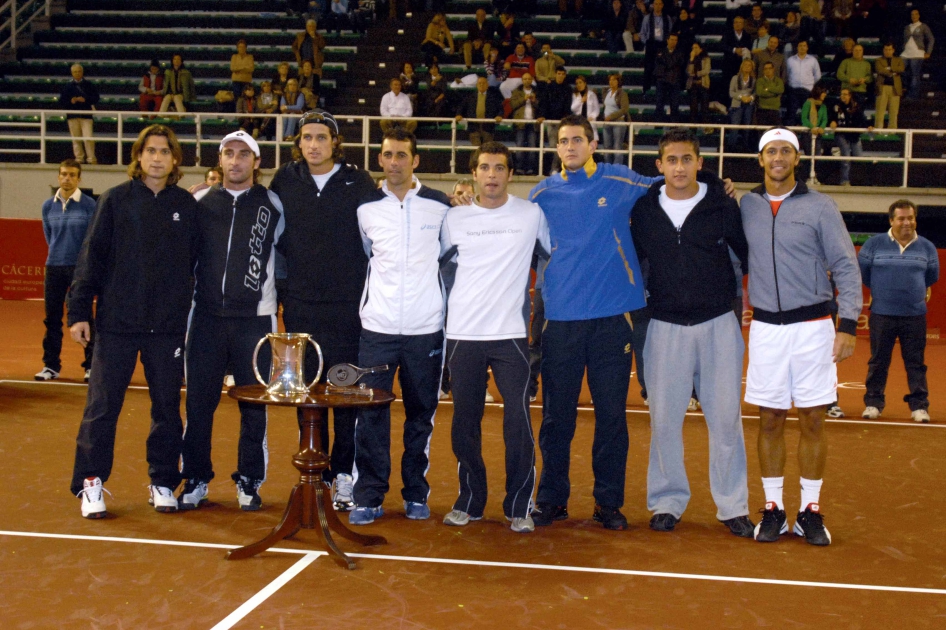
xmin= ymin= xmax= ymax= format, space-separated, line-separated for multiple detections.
xmin=252 ymin=332 xmax=324 ymax=398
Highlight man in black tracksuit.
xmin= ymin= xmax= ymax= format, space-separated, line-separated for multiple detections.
xmin=69 ymin=125 xmax=197 ymax=518
xmin=178 ymin=131 xmax=285 ymax=512
xmin=269 ymin=109 xmax=376 ymax=510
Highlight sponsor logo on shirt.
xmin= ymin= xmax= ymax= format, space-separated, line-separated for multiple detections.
xmin=245 ymin=206 xmax=271 ymax=292
xmin=465 ymin=228 xmax=524 ymax=237
xmin=172 ymin=212 xmax=180 ymax=221
xmin=419 ymin=223 xmax=439 ymax=230
xmin=598 ymin=197 xmax=607 ymax=207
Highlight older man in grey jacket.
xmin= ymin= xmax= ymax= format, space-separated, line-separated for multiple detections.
xmin=740 ymin=127 xmax=862 ymax=548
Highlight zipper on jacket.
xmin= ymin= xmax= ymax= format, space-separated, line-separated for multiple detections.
xmin=400 ymin=200 xmax=408 ymax=335
xmin=221 ymin=194 xmax=238 ymax=310
xmin=770 ymin=208 xmax=782 ymax=314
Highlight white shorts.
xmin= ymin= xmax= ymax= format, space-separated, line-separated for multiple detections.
xmin=744 ymin=318 xmax=837 ymax=410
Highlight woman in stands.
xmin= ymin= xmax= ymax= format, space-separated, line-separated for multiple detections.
xmin=687 ymin=41 xmax=712 ymax=128
xmin=230 ymin=39 xmax=255 ymax=96
xmin=485 ymin=47 xmax=506 ymax=88
xmin=728 ymin=58 xmax=757 ymax=151
xmin=601 ymin=73 xmax=630 ymax=164
xmin=570 ymin=75 xmax=601 ymax=140
xmin=280 ymin=78 xmax=306 ymax=140
xmin=421 ymin=13 xmax=455 ymax=67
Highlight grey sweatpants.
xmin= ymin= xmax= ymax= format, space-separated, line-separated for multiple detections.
xmin=643 ymin=312 xmax=750 ymax=521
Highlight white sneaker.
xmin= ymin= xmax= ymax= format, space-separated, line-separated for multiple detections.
xmin=687 ymin=397 xmax=699 ymax=412
xmin=826 ymin=405 xmax=844 ymax=418
xmin=439 ymin=389 xmax=450 ymax=400
xmin=510 ymin=516 xmax=535 ymax=533
xmin=485 ymin=390 xmax=495 ymax=403
xmin=333 ymin=473 xmax=355 ymax=511
xmin=224 ymin=375 xmax=235 ymax=388
xmin=862 ymin=406 xmax=881 ymax=419
xmin=84 ymin=369 xmax=91 ymax=383
xmin=177 ymin=479 xmax=209 ymax=510
xmin=34 ymin=367 xmax=59 ymax=381
xmin=77 ymin=477 xmax=109 ymax=519
xmin=912 ymin=409 xmax=931 ymax=423
xmin=148 ymin=485 xmax=179 ymax=513
xmin=443 ymin=509 xmax=481 ymax=526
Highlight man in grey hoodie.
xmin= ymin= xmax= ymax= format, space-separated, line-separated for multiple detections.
xmin=740 ymin=127 xmax=862 ymax=547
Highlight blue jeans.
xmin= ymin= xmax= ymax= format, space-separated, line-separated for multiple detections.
xmin=601 ymin=122 xmax=626 ymax=164
xmin=905 ymin=57 xmax=924 ymax=99
xmin=836 ymin=133 xmax=863 ymax=184
xmin=515 ymin=124 xmax=538 ymax=174
xmin=654 ymin=82 xmax=680 ymax=122
xmin=728 ymin=103 xmax=756 ymax=149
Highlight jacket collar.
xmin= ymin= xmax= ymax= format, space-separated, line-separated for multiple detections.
xmin=560 ymin=156 xmax=597 ymax=181
xmin=750 ymin=180 xmax=809 ymax=197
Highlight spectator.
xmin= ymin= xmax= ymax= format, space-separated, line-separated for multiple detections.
xmin=292 ymin=19 xmax=326 ymax=77
xmin=421 ymin=13 xmax=455 ymax=67
xmin=58 ymin=63 xmax=99 ymax=165
xmin=188 ymin=166 xmax=223 ymax=196
xmin=521 ymin=32 xmax=541 ymax=59
xmin=424 ymin=64 xmax=449 ymax=117
xmin=744 ymin=3 xmax=766 ymax=38
xmin=160 ymin=54 xmax=194 ymax=115
xmin=455 ymin=76 xmax=504 ymax=145
xmin=570 ymin=75 xmax=600 ymax=136
xmin=349 ymin=0 xmax=372 ymax=35
xmin=674 ymin=8 xmax=701 ymax=55
xmin=830 ymin=0 xmax=855 ymax=38
xmin=901 ymin=9 xmax=934 ymax=100
xmin=778 ymin=10 xmax=801 ymax=56
xmin=799 ymin=0 xmax=825 ymax=54
xmin=138 ymin=59 xmax=163 ymax=115
xmin=826 ymin=38 xmax=854 ymax=76
xmin=280 ymin=78 xmax=306 ymax=140
xmin=237 ymin=84 xmax=260 ymax=137
xmin=754 ymin=61 xmax=784 ymax=126
xmin=231 ymin=39 xmax=255 ymax=95
xmin=325 ymin=0 xmax=351 ymax=35
xmin=298 ymin=60 xmax=321 ymax=110
xmin=256 ymin=80 xmax=279 ymax=140
xmin=640 ymin=0 xmax=674 ymax=93
xmin=485 ymin=47 xmax=507 ymax=88
xmin=510 ymin=72 xmax=541 ymax=174
xmin=800 ymin=85 xmax=828 ymax=182
xmin=601 ymin=73 xmax=630 ymax=164
xmin=752 ymin=22 xmax=771 ymax=52
xmin=602 ymin=0 xmax=628 ymax=55
xmin=539 ymin=67 xmax=573 ymax=171
xmin=753 ymin=35 xmax=785 ymax=81
xmin=837 ymin=43 xmax=872 ymax=102
xmin=500 ymin=42 xmax=535 ymax=98
xmin=720 ymin=16 xmax=752 ymax=102
xmin=624 ymin=0 xmax=648 ymax=53
xmin=829 ymin=87 xmax=871 ymax=186
xmin=728 ymin=58 xmax=756 ymax=150
xmin=400 ymin=61 xmax=419 ymax=112
xmin=786 ymin=40 xmax=821 ymax=125
xmin=725 ymin=0 xmax=752 ymax=20
xmin=36 ymin=158 xmax=96 ymax=383
xmin=858 ymin=199 xmax=939 ymax=423
xmin=535 ymin=42 xmax=565 ymax=86
xmin=380 ymin=77 xmax=417 ymax=133
xmin=687 ymin=41 xmax=712 ymax=126
xmin=874 ymin=42 xmax=904 ymax=129
xmin=653 ymin=33 xmax=685 ymax=123
xmin=462 ymin=8 xmax=494 ymax=70
xmin=495 ymin=12 xmax=520 ymax=59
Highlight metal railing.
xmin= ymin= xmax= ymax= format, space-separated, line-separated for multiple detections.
xmin=0 ymin=0 xmax=49 ymax=51
xmin=0 ymin=107 xmax=944 ymax=186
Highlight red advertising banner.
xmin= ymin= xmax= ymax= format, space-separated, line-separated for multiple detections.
xmin=0 ymin=219 xmax=47 ymax=300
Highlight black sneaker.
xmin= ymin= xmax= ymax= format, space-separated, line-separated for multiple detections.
xmin=649 ymin=513 xmax=679 ymax=532
xmin=793 ymin=503 xmax=832 ymax=546
xmin=753 ymin=502 xmax=788 ymax=542
xmin=236 ymin=477 xmax=262 ymax=511
xmin=532 ymin=503 xmax=568 ymax=527
xmin=721 ymin=515 xmax=755 ymax=538
xmin=593 ymin=504 xmax=628 ymax=531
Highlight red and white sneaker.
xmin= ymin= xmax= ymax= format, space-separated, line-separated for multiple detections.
xmin=78 ymin=477 xmax=109 ymax=519
xmin=793 ymin=503 xmax=832 ymax=546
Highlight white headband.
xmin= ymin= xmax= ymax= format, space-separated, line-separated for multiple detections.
xmin=758 ymin=128 xmax=799 ymax=153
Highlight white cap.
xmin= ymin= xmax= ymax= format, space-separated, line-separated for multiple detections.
xmin=758 ymin=128 xmax=799 ymax=153
xmin=219 ymin=130 xmax=260 ymax=157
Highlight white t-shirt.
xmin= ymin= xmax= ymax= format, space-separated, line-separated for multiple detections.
xmin=311 ymin=162 xmax=341 ymax=190
xmin=440 ymin=195 xmax=550 ymax=340
xmin=658 ymin=182 xmax=708 ymax=229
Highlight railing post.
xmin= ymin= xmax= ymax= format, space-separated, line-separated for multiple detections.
xmin=115 ymin=112 xmax=123 ymax=165
xmin=363 ymin=116 xmax=369 ymax=171
xmin=450 ymin=120 xmax=457 ymax=175
xmin=194 ymin=112 xmax=201 ymax=167
xmin=39 ymin=109 xmax=45 ymax=164
xmin=902 ymin=130 xmax=911 ymax=188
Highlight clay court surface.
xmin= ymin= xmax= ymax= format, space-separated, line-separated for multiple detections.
xmin=1 ymin=299 xmax=945 ymax=629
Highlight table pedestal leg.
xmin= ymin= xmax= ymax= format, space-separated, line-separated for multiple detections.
xmin=226 ymin=405 xmax=387 ymax=568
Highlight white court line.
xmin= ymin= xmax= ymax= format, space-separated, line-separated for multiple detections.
xmin=3 ymin=379 xmax=941 ymax=428
xmin=209 ymin=552 xmax=321 ymax=630
xmin=2 ymin=529 xmax=945 ymax=597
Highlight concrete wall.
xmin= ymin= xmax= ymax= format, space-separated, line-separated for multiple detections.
xmin=2 ymin=163 xmax=945 ymax=219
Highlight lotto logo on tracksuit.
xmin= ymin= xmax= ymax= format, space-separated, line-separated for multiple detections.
xmin=245 ymin=207 xmax=271 ymax=292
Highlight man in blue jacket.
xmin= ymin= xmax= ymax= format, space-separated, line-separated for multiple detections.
xmin=37 ymin=159 xmax=96 ymax=383
xmin=858 ymin=200 xmax=939 ymax=423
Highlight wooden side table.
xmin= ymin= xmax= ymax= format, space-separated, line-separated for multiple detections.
xmin=226 ymin=384 xmax=394 ymax=569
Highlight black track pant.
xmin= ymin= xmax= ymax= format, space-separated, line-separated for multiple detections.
xmin=182 ymin=310 xmax=275 ymax=484
xmin=864 ymin=312 xmax=929 ymax=411
xmin=70 ymin=331 xmax=185 ymax=495
xmin=282 ymin=298 xmax=361 ymax=481
xmin=43 ymin=265 xmax=94 ymax=371
xmin=536 ymin=314 xmax=633 ymax=508
xmin=448 ymin=338 xmax=536 ymax=519
xmin=353 ymin=329 xmax=444 ymax=508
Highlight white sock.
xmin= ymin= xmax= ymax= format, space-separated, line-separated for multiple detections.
xmin=761 ymin=477 xmax=784 ymax=510
xmin=799 ymin=477 xmax=823 ymax=511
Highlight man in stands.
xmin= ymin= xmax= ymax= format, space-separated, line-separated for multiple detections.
xmin=785 ymin=40 xmax=821 ymax=125
xmin=269 ymin=109 xmax=376 ymax=513
xmin=178 ymin=131 xmax=285 ymax=512
xmin=36 ymin=159 xmax=96 ymax=383
xmin=349 ymin=127 xmax=451 ymax=526
xmin=455 ymin=76 xmax=504 ymax=146
xmin=859 ymin=200 xmax=939 ymax=423
xmin=462 ymin=8 xmax=494 ymax=69
xmin=379 ymin=77 xmax=417 ymax=133
xmin=160 ymin=54 xmax=195 ymax=114
xmin=537 ymin=67 xmax=572 ymax=173
xmin=59 ymin=63 xmax=99 ymax=165
xmin=69 ymin=125 xmax=197 ymax=518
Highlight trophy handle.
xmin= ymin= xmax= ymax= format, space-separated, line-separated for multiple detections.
xmin=306 ymin=338 xmax=324 ymax=389
xmin=252 ymin=336 xmax=269 ymax=386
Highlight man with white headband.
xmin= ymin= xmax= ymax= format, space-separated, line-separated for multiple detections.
xmin=740 ymin=127 xmax=862 ymax=546
xmin=180 ymin=130 xmax=285 ymax=511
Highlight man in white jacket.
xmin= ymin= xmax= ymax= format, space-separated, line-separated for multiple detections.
xmin=349 ymin=127 xmax=451 ymax=525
